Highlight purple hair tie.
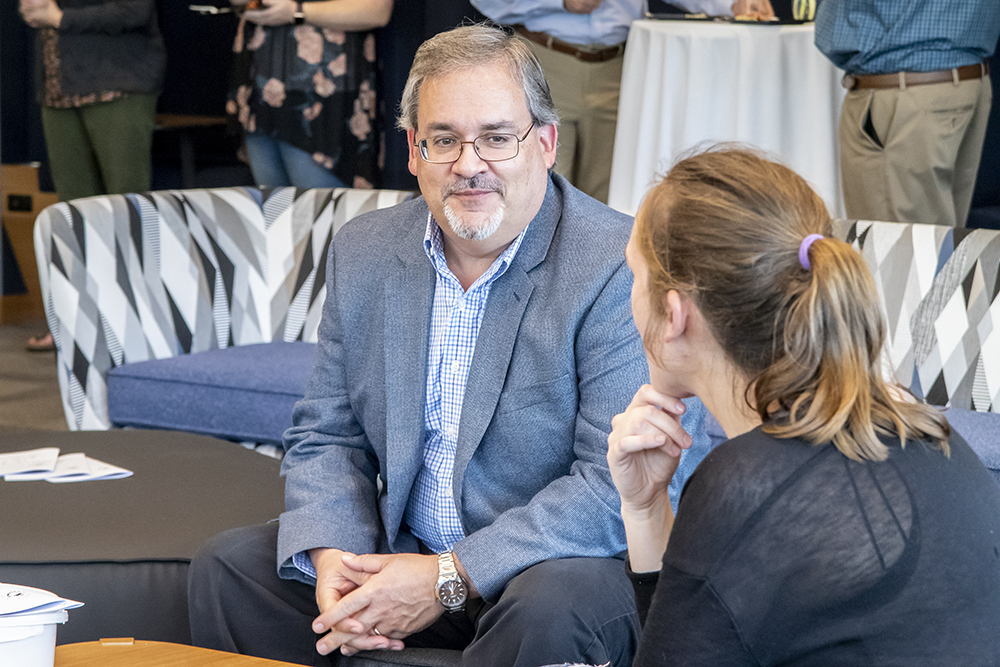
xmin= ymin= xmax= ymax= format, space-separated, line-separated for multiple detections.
xmin=798 ymin=234 xmax=824 ymax=270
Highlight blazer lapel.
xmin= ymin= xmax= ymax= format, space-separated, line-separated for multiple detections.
xmin=383 ymin=213 xmax=435 ymax=541
xmin=451 ymin=177 xmax=563 ymax=509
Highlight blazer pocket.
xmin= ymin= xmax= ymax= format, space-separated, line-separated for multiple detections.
xmin=496 ymin=372 xmax=576 ymax=416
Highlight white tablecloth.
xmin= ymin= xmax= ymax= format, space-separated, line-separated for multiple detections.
xmin=608 ymin=20 xmax=846 ymax=217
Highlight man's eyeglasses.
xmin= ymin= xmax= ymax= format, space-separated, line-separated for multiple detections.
xmin=414 ymin=125 xmax=534 ymax=164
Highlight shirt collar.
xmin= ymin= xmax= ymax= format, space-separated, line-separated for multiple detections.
xmin=422 ymin=212 xmax=529 ymax=289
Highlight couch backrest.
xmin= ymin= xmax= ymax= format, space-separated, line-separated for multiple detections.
xmin=35 ymin=187 xmax=414 ymax=429
xmin=834 ymin=219 xmax=1000 ymax=412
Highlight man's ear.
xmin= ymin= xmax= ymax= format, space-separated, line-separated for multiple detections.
xmin=537 ymin=123 xmax=557 ymax=169
xmin=407 ymin=127 xmax=419 ymax=177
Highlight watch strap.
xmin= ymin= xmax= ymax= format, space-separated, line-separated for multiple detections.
xmin=436 ymin=551 xmax=467 ymax=612
xmin=293 ymin=2 xmax=305 ymax=24
xmin=438 ymin=551 xmax=459 ymax=579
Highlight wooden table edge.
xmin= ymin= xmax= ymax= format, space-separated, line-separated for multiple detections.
xmin=55 ymin=640 xmax=306 ymax=666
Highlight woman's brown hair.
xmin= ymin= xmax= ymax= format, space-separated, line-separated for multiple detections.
xmin=636 ymin=146 xmax=949 ymax=461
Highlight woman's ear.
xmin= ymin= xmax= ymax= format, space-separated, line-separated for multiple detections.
xmin=660 ymin=290 xmax=690 ymax=342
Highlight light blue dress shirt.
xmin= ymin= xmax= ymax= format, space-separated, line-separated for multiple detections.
xmin=403 ymin=216 xmax=529 ymax=554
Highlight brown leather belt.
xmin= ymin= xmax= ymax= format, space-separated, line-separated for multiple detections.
xmin=846 ymin=62 xmax=990 ymax=90
xmin=515 ymin=25 xmax=625 ymax=63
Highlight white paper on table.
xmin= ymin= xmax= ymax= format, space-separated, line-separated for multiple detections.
xmin=0 ymin=448 xmax=59 ymax=476
xmin=0 ymin=583 xmax=83 ymax=616
xmin=3 ymin=453 xmax=132 ymax=483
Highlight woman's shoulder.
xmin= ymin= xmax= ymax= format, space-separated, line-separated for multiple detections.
xmin=666 ymin=429 xmax=834 ymax=573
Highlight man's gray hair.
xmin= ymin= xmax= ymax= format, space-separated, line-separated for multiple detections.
xmin=397 ymin=24 xmax=560 ymax=132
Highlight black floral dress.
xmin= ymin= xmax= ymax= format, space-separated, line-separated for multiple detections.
xmin=227 ymin=10 xmax=379 ymax=188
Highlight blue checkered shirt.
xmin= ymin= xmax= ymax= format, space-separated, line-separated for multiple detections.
xmin=403 ymin=215 xmax=528 ymax=554
xmin=292 ymin=214 xmax=527 ymax=578
xmin=815 ymin=0 xmax=1000 ymax=75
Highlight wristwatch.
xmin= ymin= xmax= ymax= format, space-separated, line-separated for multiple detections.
xmin=292 ymin=2 xmax=305 ymax=24
xmin=435 ymin=551 xmax=468 ymax=612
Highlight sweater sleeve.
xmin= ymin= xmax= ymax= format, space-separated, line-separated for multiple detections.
xmin=625 ymin=559 xmax=660 ymax=628
xmin=632 ymin=564 xmax=757 ymax=667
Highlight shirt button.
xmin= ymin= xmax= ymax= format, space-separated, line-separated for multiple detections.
xmin=446 ymin=426 xmax=457 ymax=437
xmin=450 ymin=360 xmax=460 ymax=374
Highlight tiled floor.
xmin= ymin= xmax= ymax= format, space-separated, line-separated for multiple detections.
xmin=0 ymin=321 xmax=67 ymax=432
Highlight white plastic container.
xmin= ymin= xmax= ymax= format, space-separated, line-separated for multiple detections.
xmin=0 ymin=609 xmax=68 ymax=667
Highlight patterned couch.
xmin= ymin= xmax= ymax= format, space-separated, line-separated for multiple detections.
xmin=36 ymin=204 xmax=1000 ymax=440
xmin=34 ymin=187 xmax=414 ymax=444
xmin=832 ymin=219 xmax=1000 ymax=412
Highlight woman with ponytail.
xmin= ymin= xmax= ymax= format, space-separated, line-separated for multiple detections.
xmin=609 ymin=146 xmax=1000 ymax=666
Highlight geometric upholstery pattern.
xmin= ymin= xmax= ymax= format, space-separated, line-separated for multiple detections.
xmin=34 ymin=187 xmax=414 ymax=430
xmin=833 ymin=219 xmax=1000 ymax=412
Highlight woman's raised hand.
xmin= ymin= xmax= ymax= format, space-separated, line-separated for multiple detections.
xmin=608 ymin=384 xmax=692 ymax=515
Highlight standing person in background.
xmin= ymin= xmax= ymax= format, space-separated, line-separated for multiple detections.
xmin=469 ymin=0 xmax=644 ymax=204
xmin=19 ymin=0 xmax=166 ymax=352
xmin=815 ymin=0 xmax=1000 ymax=227
xmin=228 ymin=0 xmax=392 ymax=189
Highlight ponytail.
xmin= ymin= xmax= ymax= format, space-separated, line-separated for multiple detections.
xmin=636 ymin=146 xmax=950 ymax=462
xmin=753 ymin=236 xmax=949 ymax=461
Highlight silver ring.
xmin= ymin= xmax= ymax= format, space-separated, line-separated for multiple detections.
xmin=372 ymin=627 xmax=382 ymax=636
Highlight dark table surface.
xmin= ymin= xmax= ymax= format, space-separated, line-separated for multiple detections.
xmin=0 ymin=428 xmax=285 ymax=563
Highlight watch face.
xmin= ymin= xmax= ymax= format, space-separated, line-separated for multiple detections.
xmin=438 ymin=579 xmax=468 ymax=607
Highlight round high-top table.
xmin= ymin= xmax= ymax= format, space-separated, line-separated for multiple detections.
xmin=0 ymin=428 xmax=285 ymax=646
xmin=609 ymin=19 xmax=846 ymax=217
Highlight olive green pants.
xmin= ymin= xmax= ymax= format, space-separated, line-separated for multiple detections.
xmin=41 ymin=93 xmax=158 ymax=202
xmin=839 ymin=75 xmax=992 ymax=228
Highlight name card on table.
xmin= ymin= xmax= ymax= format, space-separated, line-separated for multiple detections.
xmin=1 ymin=449 xmax=132 ymax=483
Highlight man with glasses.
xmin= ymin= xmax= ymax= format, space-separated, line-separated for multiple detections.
xmin=189 ymin=24 xmax=711 ymax=667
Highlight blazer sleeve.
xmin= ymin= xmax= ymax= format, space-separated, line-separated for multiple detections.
xmin=59 ymin=0 xmax=158 ymax=35
xmin=277 ymin=246 xmax=382 ymax=584
xmin=452 ymin=261 xmax=663 ymax=601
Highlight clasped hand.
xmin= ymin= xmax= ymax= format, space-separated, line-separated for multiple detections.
xmin=310 ymin=549 xmax=444 ymax=657
xmin=607 ymin=384 xmax=692 ymax=516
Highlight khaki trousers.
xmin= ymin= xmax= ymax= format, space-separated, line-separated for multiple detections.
xmin=839 ymin=74 xmax=992 ymax=227
xmin=522 ymin=38 xmax=624 ymax=204
xmin=41 ymin=93 xmax=158 ymax=202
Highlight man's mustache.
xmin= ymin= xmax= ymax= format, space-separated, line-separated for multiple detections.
xmin=443 ymin=175 xmax=506 ymax=199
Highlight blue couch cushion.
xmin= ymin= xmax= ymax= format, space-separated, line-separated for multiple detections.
xmin=944 ymin=408 xmax=1000 ymax=486
xmin=107 ymin=342 xmax=317 ymax=444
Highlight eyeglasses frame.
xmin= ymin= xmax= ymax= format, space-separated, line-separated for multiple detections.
xmin=414 ymin=124 xmax=535 ymax=164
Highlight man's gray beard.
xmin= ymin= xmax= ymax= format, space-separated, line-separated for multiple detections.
xmin=443 ymin=200 xmax=506 ymax=241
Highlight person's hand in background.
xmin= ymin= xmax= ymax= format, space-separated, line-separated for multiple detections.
xmin=730 ymin=0 xmax=775 ymax=19
xmin=564 ymin=0 xmax=604 ymax=14
xmin=20 ymin=0 xmax=63 ymax=29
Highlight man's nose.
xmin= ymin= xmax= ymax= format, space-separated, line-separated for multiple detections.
xmin=450 ymin=142 xmax=489 ymax=178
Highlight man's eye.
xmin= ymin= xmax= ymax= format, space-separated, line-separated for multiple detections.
xmin=432 ymin=137 xmax=457 ymax=148
xmin=482 ymin=135 xmax=512 ymax=146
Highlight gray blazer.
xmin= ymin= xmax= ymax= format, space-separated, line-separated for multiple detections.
xmin=278 ymin=174 xmax=709 ymax=601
